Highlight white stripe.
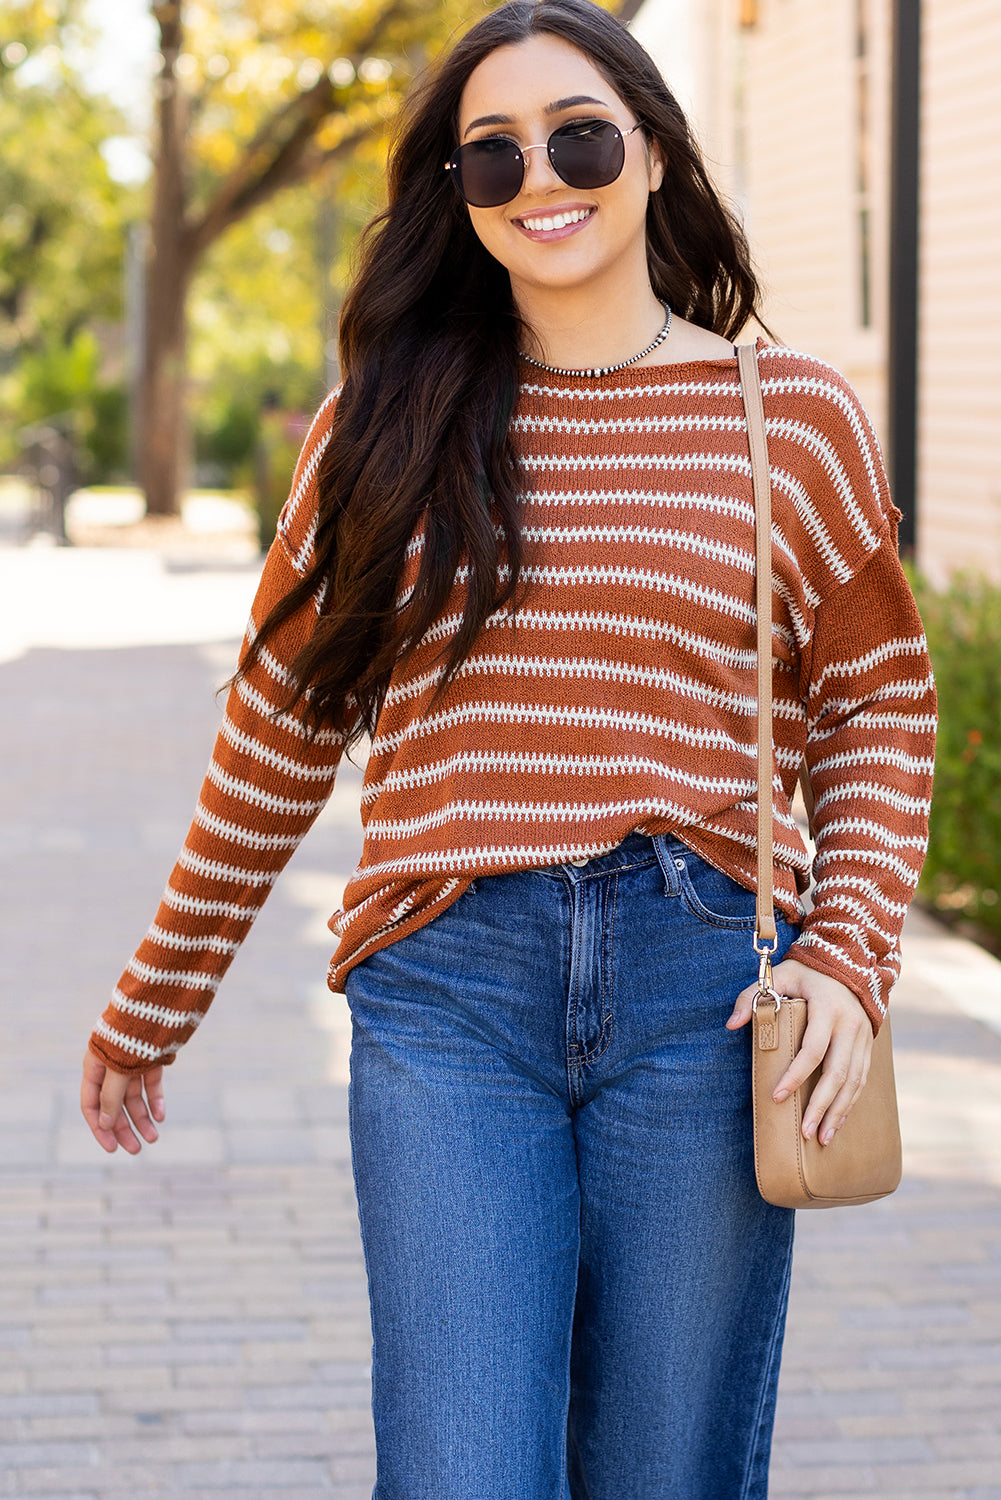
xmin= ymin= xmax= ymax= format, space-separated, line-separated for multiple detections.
xmin=810 ymin=635 xmax=932 ymax=696
xmin=520 ymin=522 xmax=755 ymax=575
xmin=192 ymin=802 xmax=307 ymax=853
xmin=810 ymin=745 xmax=935 ymax=778
xmin=124 ymin=960 xmax=219 ymax=992
xmin=518 ymin=374 xmax=745 ymax=401
xmin=524 ymin=486 xmax=754 ymax=517
xmin=145 ymin=925 xmax=239 ymax=956
xmin=161 ymin=884 xmax=263 ymax=922
xmin=770 ymin=464 xmax=855 ymax=582
xmin=364 ymin=796 xmax=711 ymax=842
xmin=205 ymin=759 xmax=331 ymax=817
xmin=759 ymin=358 xmax=891 ymax=536
xmin=217 ymin=713 xmax=343 ymax=780
xmin=810 ymin=711 xmax=937 ymax=743
xmin=231 ymin=674 xmax=344 ymax=746
xmin=818 ymin=816 xmax=928 ymax=853
xmin=812 ymin=842 xmax=923 ymax=887
xmin=383 ymin=651 xmax=763 ymax=719
xmin=362 ymin=750 xmax=755 ymax=805
xmin=330 ymin=882 xmax=424 ymax=941
xmin=768 ymin=417 xmax=883 ymax=554
xmin=813 ymin=782 xmax=932 ymax=818
xmin=815 ymin=894 xmax=900 ymax=951
xmin=689 ymin=814 xmax=811 ymax=870
xmin=370 ymin=698 xmax=757 ymax=759
xmin=521 ymin=448 xmax=750 ymax=477
xmin=812 ymin=873 xmax=910 ymax=919
xmin=113 ymin=988 xmax=209 ymax=1024
xmin=424 ymin=606 xmax=760 ymax=671
xmin=514 ymin=410 xmax=751 ymax=437
xmin=176 ymin=848 xmax=280 ymax=886
xmin=92 ymin=1017 xmax=183 ymax=1063
xmin=815 ymin=679 xmax=936 ymax=723
xmin=502 ymin=561 xmax=761 ymax=627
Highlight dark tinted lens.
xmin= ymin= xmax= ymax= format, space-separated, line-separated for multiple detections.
xmin=549 ymin=119 xmax=625 ymax=189
xmin=449 ymin=137 xmax=525 ymax=207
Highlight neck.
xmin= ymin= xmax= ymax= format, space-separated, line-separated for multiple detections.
xmin=512 ymin=258 xmax=666 ymax=372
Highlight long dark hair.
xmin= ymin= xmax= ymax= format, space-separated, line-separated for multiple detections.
xmin=243 ymin=0 xmax=768 ymax=740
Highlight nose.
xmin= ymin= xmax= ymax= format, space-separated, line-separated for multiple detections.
xmin=520 ymin=140 xmax=562 ymax=193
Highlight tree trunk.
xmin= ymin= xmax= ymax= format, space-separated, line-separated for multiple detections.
xmin=142 ymin=3 xmax=192 ymax=517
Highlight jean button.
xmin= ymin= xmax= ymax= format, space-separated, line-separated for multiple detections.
xmin=569 ymin=855 xmax=589 ymax=867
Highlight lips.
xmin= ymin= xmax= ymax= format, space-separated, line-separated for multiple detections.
xmin=513 ymin=205 xmax=595 ymax=240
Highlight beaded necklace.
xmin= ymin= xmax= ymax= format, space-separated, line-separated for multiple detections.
xmin=520 ymin=302 xmax=672 ymax=378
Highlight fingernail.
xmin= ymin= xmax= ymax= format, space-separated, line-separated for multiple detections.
xmin=98 ymin=1113 xmax=112 ymax=1131
xmin=821 ymin=1128 xmax=834 ymax=1145
xmin=773 ymin=1089 xmax=789 ymax=1103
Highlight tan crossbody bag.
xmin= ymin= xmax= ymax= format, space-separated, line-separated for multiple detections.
xmin=736 ymin=342 xmax=902 ymax=1209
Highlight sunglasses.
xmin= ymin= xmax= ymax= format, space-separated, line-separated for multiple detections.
xmin=445 ymin=118 xmax=643 ymax=209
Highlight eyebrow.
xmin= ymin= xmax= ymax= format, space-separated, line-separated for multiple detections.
xmin=463 ymin=95 xmax=610 ymax=138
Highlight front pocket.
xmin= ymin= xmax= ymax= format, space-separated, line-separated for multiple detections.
xmin=673 ymin=851 xmax=758 ymax=930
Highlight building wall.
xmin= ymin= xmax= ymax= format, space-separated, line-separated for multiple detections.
xmin=634 ymin=0 xmax=1001 ymax=582
xmin=918 ymin=0 xmax=1001 ymax=581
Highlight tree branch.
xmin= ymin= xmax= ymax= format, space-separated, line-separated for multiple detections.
xmin=187 ymin=106 xmax=380 ymax=260
xmin=186 ymin=77 xmax=336 ymax=258
xmin=184 ymin=0 xmax=416 ymax=261
xmin=266 ymin=120 xmax=381 ymax=194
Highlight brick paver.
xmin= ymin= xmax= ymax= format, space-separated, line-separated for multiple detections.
xmin=2 ymin=523 xmax=999 ymax=1499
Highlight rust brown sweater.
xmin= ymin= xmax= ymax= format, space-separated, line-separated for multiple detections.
xmin=91 ymin=342 xmax=936 ymax=1073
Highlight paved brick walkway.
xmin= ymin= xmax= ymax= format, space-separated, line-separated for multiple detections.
xmin=2 ymin=529 xmax=999 ymax=1499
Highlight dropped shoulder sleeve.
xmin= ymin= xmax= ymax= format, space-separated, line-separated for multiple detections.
xmin=764 ymin=350 xmax=936 ymax=1023
xmin=785 ymin=520 xmax=936 ymax=1021
xmin=89 ymin=394 xmax=344 ymax=1073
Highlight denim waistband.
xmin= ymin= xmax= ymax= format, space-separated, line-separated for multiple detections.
xmin=541 ymin=831 xmax=690 ymax=880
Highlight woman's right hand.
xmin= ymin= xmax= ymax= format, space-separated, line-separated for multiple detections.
xmin=81 ymin=1050 xmax=165 ymax=1154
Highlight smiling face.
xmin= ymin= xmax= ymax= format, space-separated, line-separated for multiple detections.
xmin=454 ymin=34 xmax=664 ymax=307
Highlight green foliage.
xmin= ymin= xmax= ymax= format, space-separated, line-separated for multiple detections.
xmin=11 ymin=330 xmax=128 ymax=481
xmin=0 ymin=2 xmax=143 ymax=358
xmin=193 ymin=390 xmax=260 ymax=483
xmin=16 ymin=328 xmax=99 ymax=419
xmin=188 ymin=189 xmax=331 ymax=420
xmin=911 ymin=570 xmax=1001 ymax=949
xmin=0 ymin=1 xmax=142 ymax=476
xmin=87 ymin=383 xmax=129 ymax=480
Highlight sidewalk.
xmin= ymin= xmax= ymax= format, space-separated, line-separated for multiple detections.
xmin=2 ymin=524 xmax=1000 ymax=1499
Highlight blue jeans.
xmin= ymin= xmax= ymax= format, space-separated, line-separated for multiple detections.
xmin=345 ymin=833 xmax=798 ymax=1500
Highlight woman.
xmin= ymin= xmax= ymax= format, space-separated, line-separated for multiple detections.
xmin=82 ymin=1 xmax=936 ymax=1494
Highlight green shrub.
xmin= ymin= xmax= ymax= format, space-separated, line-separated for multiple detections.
xmin=84 ymin=383 xmax=129 ymax=481
xmin=10 ymin=332 xmax=128 ymax=482
xmin=911 ymin=570 xmax=1001 ymax=950
xmin=194 ymin=392 xmax=260 ymax=480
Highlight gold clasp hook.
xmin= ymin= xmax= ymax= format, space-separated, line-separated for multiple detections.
xmin=751 ymin=929 xmax=780 ymax=1014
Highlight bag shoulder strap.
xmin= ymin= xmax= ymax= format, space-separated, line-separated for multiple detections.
xmin=736 ymin=342 xmax=777 ymax=949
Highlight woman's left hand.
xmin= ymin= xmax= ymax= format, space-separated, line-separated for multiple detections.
xmin=726 ymin=960 xmax=874 ymax=1146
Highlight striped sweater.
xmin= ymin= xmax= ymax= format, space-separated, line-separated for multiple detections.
xmin=91 ymin=340 xmax=936 ymax=1073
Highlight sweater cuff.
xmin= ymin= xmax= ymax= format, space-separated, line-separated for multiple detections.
xmin=783 ymin=938 xmax=887 ymax=1035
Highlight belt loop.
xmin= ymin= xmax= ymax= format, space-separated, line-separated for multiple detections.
xmin=652 ymin=835 xmax=682 ymax=896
